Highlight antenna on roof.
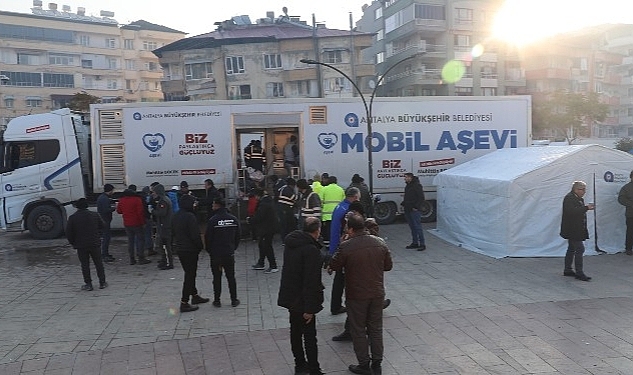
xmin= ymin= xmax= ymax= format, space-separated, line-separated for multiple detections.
xmin=282 ymin=7 xmax=288 ymax=17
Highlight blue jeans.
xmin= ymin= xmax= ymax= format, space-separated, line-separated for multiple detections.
xmin=404 ymin=210 xmax=425 ymax=245
xmin=125 ymin=225 xmax=145 ymax=260
xmin=101 ymin=220 xmax=112 ymax=257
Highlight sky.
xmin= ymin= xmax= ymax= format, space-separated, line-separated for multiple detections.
xmin=2 ymin=0 xmax=633 ymax=42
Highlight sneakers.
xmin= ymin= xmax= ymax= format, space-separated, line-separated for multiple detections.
xmin=383 ymin=299 xmax=391 ymax=309
xmin=137 ymin=258 xmax=151 ymax=265
xmin=264 ymin=267 xmax=279 ymax=274
xmin=212 ymin=300 xmax=222 ymax=308
xmin=146 ymin=250 xmax=158 ymax=256
xmin=158 ymin=264 xmax=174 ymax=270
xmin=575 ymin=274 xmax=592 ymax=281
xmin=252 ymin=263 xmax=266 ymax=270
xmin=103 ymin=255 xmax=115 ymax=263
xmin=81 ymin=284 xmax=93 ymax=291
xmin=563 ymin=270 xmax=576 ymax=277
xmin=332 ymin=331 xmax=352 ymax=341
xmin=626 ymin=250 xmax=633 ymax=255
xmin=405 ymin=243 xmax=420 ymax=249
xmin=231 ymin=299 xmax=241 ymax=307
xmin=349 ymin=363 xmax=371 ymax=375
xmin=417 ymin=244 xmax=427 ymax=251
xmin=191 ymin=295 xmax=210 ymax=304
xmin=180 ymin=302 xmax=199 ymax=313
xmin=294 ymin=363 xmax=310 ymax=375
xmin=99 ymin=282 xmax=108 ymax=289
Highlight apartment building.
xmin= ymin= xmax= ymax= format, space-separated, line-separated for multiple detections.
xmin=154 ymin=12 xmax=374 ymax=101
xmin=522 ymin=24 xmax=633 ymax=138
xmin=0 ymin=3 xmax=184 ymax=127
xmin=356 ymin=0 xmax=526 ymax=97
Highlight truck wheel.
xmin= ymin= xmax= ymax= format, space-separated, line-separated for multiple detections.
xmin=27 ymin=205 xmax=64 ymax=240
xmin=374 ymin=202 xmax=397 ymax=225
xmin=420 ymin=200 xmax=437 ymax=223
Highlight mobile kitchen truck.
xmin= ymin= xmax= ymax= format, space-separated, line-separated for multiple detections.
xmin=0 ymin=96 xmax=531 ymax=239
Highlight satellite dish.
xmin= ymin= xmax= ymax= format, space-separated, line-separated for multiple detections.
xmin=368 ymin=80 xmax=376 ymax=89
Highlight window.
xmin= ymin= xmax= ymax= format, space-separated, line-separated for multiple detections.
xmin=49 ymin=54 xmax=74 ymax=65
xmin=324 ymin=77 xmax=350 ymax=92
xmin=228 ymin=84 xmax=251 ymax=99
xmin=26 ymin=98 xmax=42 ymax=107
xmin=1 ymin=72 xmax=42 ymax=87
xmin=101 ymin=97 xmax=118 ymax=104
xmin=629 ymin=88 xmax=633 ymax=97
xmin=107 ymin=58 xmax=117 ymax=69
xmin=376 ymin=29 xmax=384 ymax=41
xmin=125 ymin=59 xmax=135 ymax=70
xmin=126 ymin=79 xmax=134 ymax=90
xmin=0 ymin=24 xmax=73 ymax=43
xmin=105 ymin=38 xmax=116 ymax=48
xmin=375 ymin=7 xmax=383 ymax=19
xmin=107 ymin=79 xmax=117 ymax=89
xmin=143 ymin=41 xmax=158 ymax=51
xmin=266 ymin=82 xmax=284 ymax=97
xmin=376 ymin=52 xmax=385 ymax=64
xmin=455 ymin=87 xmax=472 ymax=96
xmin=18 ymin=53 xmax=38 ymax=65
xmin=324 ymin=50 xmax=343 ymax=64
xmin=79 ymin=35 xmax=90 ymax=46
xmin=81 ymin=59 xmax=93 ymax=69
xmin=124 ymin=39 xmax=134 ymax=49
xmin=628 ymin=108 xmax=633 ymax=117
xmin=4 ymin=98 xmax=14 ymax=108
xmin=83 ymin=76 xmax=94 ymax=89
xmin=264 ymin=54 xmax=282 ymax=69
xmin=2 ymin=140 xmax=60 ymax=171
xmin=415 ymin=4 xmax=446 ymax=20
xmin=43 ymin=73 xmax=74 ymax=88
xmin=454 ymin=34 xmax=471 ymax=47
xmin=225 ymin=56 xmax=245 ymax=74
xmin=185 ymin=62 xmax=213 ymax=80
xmin=145 ymin=62 xmax=158 ymax=71
xmin=291 ymin=80 xmax=311 ymax=96
xmin=480 ymin=62 xmax=497 ymax=78
xmin=482 ymin=87 xmax=497 ymax=96
xmin=455 ymin=8 xmax=473 ymax=22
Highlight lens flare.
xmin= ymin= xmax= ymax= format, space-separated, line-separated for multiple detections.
xmin=168 ymin=307 xmax=178 ymax=316
xmin=441 ymin=60 xmax=465 ymax=83
xmin=471 ymin=44 xmax=484 ymax=58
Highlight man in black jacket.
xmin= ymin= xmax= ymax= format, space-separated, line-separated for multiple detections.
xmin=66 ymin=198 xmax=107 ymax=291
xmin=402 ymin=173 xmax=427 ymax=251
xmin=278 ymin=217 xmax=325 ymax=375
xmin=173 ymin=194 xmax=209 ymax=312
xmin=249 ymin=188 xmax=279 ymax=273
xmin=560 ymin=180 xmax=594 ymax=281
xmin=206 ymin=197 xmax=241 ymax=307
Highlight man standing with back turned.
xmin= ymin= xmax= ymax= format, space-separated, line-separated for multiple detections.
xmin=402 ymin=172 xmax=427 ymax=251
xmin=618 ymin=170 xmax=633 ymax=255
xmin=330 ymin=212 xmax=392 ymax=375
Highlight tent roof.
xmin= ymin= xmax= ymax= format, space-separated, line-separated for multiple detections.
xmin=437 ymin=144 xmax=621 ymax=182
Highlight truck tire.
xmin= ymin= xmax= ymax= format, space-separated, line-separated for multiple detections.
xmin=420 ymin=200 xmax=437 ymax=223
xmin=374 ymin=201 xmax=397 ymax=225
xmin=27 ymin=205 xmax=64 ymax=240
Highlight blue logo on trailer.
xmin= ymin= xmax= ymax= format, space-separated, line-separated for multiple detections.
xmin=4 ymin=184 xmax=12 ymax=191
xmin=317 ymin=133 xmax=338 ymax=150
xmin=604 ymin=171 xmax=614 ymax=182
xmin=133 ymin=112 xmax=142 ymax=120
xmin=143 ymin=133 xmax=165 ymax=152
xmin=344 ymin=113 xmax=359 ymax=127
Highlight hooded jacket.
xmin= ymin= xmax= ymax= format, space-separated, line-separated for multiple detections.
xmin=66 ymin=208 xmax=103 ymax=249
xmin=116 ymin=189 xmax=145 ymax=227
xmin=277 ymin=230 xmax=324 ymax=313
xmin=205 ymin=207 xmax=241 ymax=257
xmin=249 ymin=195 xmax=278 ymax=235
xmin=152 ymin=184 xmax=173 ymax=236
xmin=172 ymin=195 xmax=204 ymax=253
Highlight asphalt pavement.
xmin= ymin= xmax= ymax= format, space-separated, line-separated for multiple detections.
xmin=2 ymin=221 xmax=633 ymax=374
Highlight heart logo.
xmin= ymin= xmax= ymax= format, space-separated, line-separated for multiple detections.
xmin=143 ymin=133 xmax=165 ymax=152
xmin=318 ymin=133 xmax=338 ymax=150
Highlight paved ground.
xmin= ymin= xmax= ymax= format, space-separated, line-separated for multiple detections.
xmin=2 ymin=221 xmax=633 ymax=374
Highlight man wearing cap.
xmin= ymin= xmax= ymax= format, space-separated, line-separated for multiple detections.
xmin=349 ymin=174 xmax=372 ymax=217
xmin=96 ymin=184 xmax=116 ymax=262
xmin=66 ymin=198 xmax=107 ymax=291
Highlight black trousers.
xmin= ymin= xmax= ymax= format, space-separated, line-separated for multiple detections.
xmin=321 ymin=220 xmax=331 ymax=247
xmin=257 ymin=232 xmax=277 ymax=268
xmin=289 ymin=310 xmax=319 ymax=371
xmin=330 ymin=270 xmax=345 ymax=314
xmin=626 ymin=217 xmax=633 ymax=251
xmin=178 ymin=252 xmax=199 ymax=302
xmin=77 ymin=247 xmax=105 ymax=285
xmin=210 ymin=254 xmax=237 ymax=301
xmin=564 ymin=240 xmax=585 ymax=274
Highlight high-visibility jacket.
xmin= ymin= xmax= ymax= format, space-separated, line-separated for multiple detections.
xmin=311 ymin=181 xmax=323 ymax=195
xmin=320 ymin=183 xmax=344 ymax=221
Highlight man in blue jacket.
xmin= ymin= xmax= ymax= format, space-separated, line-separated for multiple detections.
xmin=206 ymin=197 xmax=241 ymax=307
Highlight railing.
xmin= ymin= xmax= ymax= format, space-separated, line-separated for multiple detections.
xmin=385 ymin=68 xmax=441 ymax=83
xmin=387 ymin=43 xmax=446 ymax=59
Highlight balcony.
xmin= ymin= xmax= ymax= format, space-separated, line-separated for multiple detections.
xmin=385 ymin=68 xmax=442 ymax=86
xmin=355 ymin=64 xmax=375 ymax=77
xmin=452 ymin=18 xmax=474 ymax=31
xmin=385 ymin=18 xmax=447 ymax=42
xmin=160 ymin=79 xmax=185 ymax=92
xmin=283 ymin=68 xmax=317 ymax=82
xmin=387 ymin=42 xmax=446 ymax=60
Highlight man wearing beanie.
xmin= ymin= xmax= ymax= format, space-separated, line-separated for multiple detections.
xmin=66 ymin=198 xmax=107 ymax=291
xmin=96 ymin=184 xmax=116 ymax=262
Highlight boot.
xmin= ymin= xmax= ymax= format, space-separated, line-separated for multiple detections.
xmin=180 ymin=301 xmax=199 ymax=313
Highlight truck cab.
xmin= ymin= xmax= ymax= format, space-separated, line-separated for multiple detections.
xmin=0 ymin=108 xmax=86 ymax=239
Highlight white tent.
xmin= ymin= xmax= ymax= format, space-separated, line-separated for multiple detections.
xmin=432 ymin=145 xmax=633 ymax=258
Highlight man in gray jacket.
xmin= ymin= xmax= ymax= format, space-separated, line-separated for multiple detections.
xmin=618 ymin=170 xmax=633 ymax=255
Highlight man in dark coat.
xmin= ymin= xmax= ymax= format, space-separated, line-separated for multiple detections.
xmin=401 ymin=172 xmax=426 ymax=250
xmin=203 ymin=179 xmax=223 ymax=220
xmin=560 ymin=180 xmax=594 ymax=281
xmin=96 ymin=183 xmax=116 ymax=262
xmin=66 ymin=198 xmax=107 ymax=291
xmin=173 ymin=194 xmax=209 ymax=313
xmin=278 ymin=217 xmax=325 ymax=375
xmin=249 ymin=188 xmax=279 ymax=273
xmin=617 ymin=170 xmax=633 ymax=255
xmin=206 ymin=197 xmax=241 ymax=307
xmin=151 ymin=184 xmax=174 ymax=270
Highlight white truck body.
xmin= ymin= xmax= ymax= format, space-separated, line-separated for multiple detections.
xmin=0 ymin=96 xmax=531 ymax=238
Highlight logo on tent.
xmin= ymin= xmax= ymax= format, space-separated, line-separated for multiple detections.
xmin=604 ymin=171 xmax=614 ymax=182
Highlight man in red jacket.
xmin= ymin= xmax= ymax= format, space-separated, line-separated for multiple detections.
xmin=117 ymin=186 xmax=151 ymax=265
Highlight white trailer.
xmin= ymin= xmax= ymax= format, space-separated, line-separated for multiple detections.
xmin=0 ymin=96 xmax=531 ymax=238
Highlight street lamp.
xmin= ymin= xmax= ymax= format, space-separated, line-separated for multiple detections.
xmin=300 ymin=55 xmax=417 ymax=197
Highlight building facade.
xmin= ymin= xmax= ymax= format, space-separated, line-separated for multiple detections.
xmin=154 ymin=13 xmax=374 ymax=101
xmin=356 ymin=0 xmax=526 ymax=97
xmin=0 ymin=4 xmax=184 ymax=128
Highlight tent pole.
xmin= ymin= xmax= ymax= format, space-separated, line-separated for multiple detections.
xmin=593 ymin=172 xmax=606 ymax=254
